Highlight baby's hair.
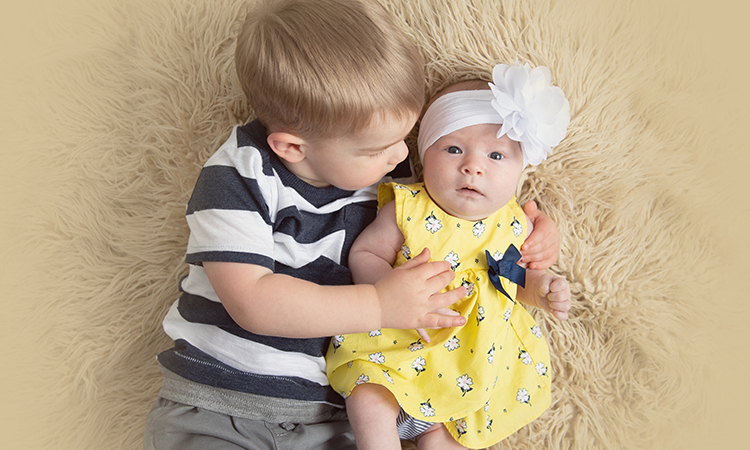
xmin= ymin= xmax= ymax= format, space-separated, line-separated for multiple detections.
xmin=235 ymin=0 xmax=425 ymax=141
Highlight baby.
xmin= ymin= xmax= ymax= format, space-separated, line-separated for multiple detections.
xmin=326 ymin=62 xmax=572 ymax=449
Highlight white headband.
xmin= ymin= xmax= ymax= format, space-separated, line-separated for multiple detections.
xmin=417 ymin=62 xmax=571 ymax=167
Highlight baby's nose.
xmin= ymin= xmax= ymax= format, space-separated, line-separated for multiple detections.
xmin=461 ymin=155 xmax=484 ymax=175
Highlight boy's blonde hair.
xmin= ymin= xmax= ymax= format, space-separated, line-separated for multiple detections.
xmin=235 ymin=0 xmax=424 ymax=140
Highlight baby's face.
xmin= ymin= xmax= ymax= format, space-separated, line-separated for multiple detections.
xmin=422 ymin=123 xmax=524 ymax=221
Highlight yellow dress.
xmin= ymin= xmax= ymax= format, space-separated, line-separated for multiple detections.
xmin=326 ymin=182 xmax=551 ymax=448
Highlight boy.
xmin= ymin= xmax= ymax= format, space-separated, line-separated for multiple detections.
xmin=144 ymin=1 xmax=558 ymax=449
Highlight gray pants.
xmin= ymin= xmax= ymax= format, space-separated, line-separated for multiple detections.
xmin=144 ymin=398 xmax=357 ymax=450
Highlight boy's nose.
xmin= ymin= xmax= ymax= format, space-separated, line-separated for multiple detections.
xmin=388 ymin=141 xmax=409 ymax=165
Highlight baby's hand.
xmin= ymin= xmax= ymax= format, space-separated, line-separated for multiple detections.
xmin=531 ymin=273 xmax=571 ymax=321
xmin=520 ymin=200 xmax=559 ymax=270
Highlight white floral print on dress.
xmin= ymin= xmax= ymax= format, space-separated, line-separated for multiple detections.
xmin=503 ymin=307 xmax=512 ymax=321
xmin=517 ymin=388 xmax=531 ymax=405
xmin=455 ymin=418 xmax=468 ymax=436
xmin=368 ymin=329 xmax=382 ymax=337
xmin=472 ymin=221 xmax=486 ymax=237
xmin=412 ymin=356 xmax=427 ymax=375
xmin=331 ymin=335 xmax=344 ymax=352
xmin=476 ymin=305 xmax=485 ymax=324
xmin=531 ymin=325 xmax=543 ymax=338
xmin=462 ymin=279 xmax=475 ymax=297
xmin=355 ymin=374 xmax=369 ymax=385
xmin=512 ymin=217 xmax=524 ymax=237
xmin=536 ymin=361 xmax=548 ymax=376
xmin=394 ymin=184 xmax=421 ymax=197
xmin=445 ymin=251 xmax=460 ymax=270
xmin=420 ymin=400 xmax=436 ymax=417
xmin=518 ymin=349 xmax=533 ymax=365
xmin=444 ymin=335 xmax=460 ymax=351
xmin=368 ymin=352 xmax=385 ymax=364
xmin=425 ymin=212 xmax=442 ymax=234
xmin=409 ymin=340 xmax=424 ymax=352
xmin=456 ymin=374 xmax=474 ymax=396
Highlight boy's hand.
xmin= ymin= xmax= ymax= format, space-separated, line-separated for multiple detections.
xmin=531 ymin=274 xmax=571 ymax=321
xmin=415 ymin=307 xmax=462 ymax=343
xmin=520 ymin=200 xmax=560 ymax=270
xmin=374 ymin=248 xmax=467 ymax=331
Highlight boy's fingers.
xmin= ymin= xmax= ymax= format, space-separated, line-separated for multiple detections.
xmin=416 ymin=328 xmax=431 ymax=343
xmin=399 ymin=247 xmax=431 ymax=269
xmin=422 ymin=266 xmax=456 ymax=293
xmin=431 ymin=285 xmax=466 ymax=309
xmin=432 ymin=307 xmax=460 ymax=316
xmin=422 ymin=312 xmax=466 ymax=329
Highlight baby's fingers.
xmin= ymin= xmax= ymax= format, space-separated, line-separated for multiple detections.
xmin=548 ymin=277 xmax=570 ymax=293
xmin=547 ymin=278 xmax=571 ymax=320
xmin=550 ymin=309 xmax=569 ymax=321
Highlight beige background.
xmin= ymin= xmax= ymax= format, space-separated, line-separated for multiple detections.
xmin=1 ymin=0 xmax=748 ymax=448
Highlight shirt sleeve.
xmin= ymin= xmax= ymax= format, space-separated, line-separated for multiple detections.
xmin=184 ymin=134 xmax=276 ymax=270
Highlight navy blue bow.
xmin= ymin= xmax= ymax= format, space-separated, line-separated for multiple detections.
xmin=485 ymin=245 xmax=526 ymax=301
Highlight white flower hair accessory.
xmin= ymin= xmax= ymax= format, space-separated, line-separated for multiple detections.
xmin=489 ymin=62 xmax=570 ymax=166
xmin=417 ymin=61 xmax=570 ymax=167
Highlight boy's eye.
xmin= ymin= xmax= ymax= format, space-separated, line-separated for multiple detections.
xmin=446 ymin=146 xmax=462 ymax=154
xmin=489 ymin=152 xmax=504 ymax=160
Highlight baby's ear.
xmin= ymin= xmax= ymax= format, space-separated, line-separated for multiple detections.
xmin=267 ymin=131 xmax=306 ymax=163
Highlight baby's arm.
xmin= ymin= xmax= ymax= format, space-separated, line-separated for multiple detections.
xmin=516 ymin=270 xmax=571 ymax=321
xmin=516 ymin=204 xmax=570 ymax=319
xmin=520 ymin=200 xmax=560 ymax=270
xmin=348 ymin=201 xmax=404 ymax=285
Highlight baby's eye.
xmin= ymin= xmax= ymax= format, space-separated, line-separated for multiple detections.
xmin=446 ymin=146 xmax=462 ymax=154
xmin=489 ymin=152 xmax=504 ymax=160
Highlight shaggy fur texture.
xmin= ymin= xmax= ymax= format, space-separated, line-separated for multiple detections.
xmin=5 ymin=0 xmax=730 ymax=449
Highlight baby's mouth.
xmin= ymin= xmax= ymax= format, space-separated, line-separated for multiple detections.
xmin=458 ymin=186 xmax=482 ymax=196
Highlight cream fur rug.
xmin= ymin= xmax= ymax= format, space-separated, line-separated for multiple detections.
xmin=3 ymin=0 xmax=747 ymax=449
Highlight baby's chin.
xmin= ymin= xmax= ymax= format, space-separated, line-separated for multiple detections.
xmin=442 ymin=197 xmax=515 ymax=222
xmin=442 ymin=204 xmax=494 ymax=222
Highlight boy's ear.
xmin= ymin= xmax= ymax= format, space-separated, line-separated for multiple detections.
xmin=267 ymin=131 xmax=307 ymax=163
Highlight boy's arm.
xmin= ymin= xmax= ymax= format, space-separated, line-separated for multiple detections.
xmin=204 ymin=248 xmax=466 ymax=339
xmin=520 ymin=200 xmax=560 ymax=270
xmin=348 ymin=201 xmax=462 ymax=343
